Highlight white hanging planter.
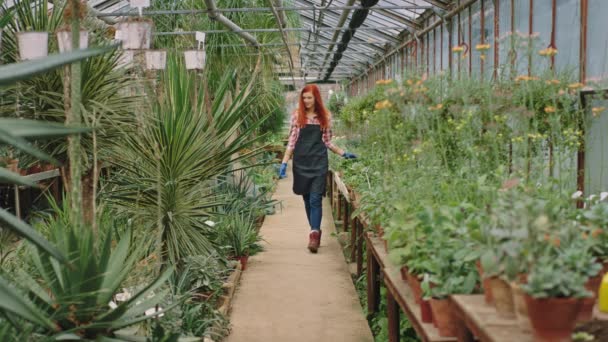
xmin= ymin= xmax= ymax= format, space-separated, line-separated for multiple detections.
xmin=116 ymin=20 xmax=153 ymax=50
xmin=145 ymin=50 xmax=166 ymax=70
xmin=56 ymin=30 xmax=88 ymax=53
xmin=17 ymin=31 xmax=48 ymax=60
xmin=184 ymin=50 xmax=206 ymax=70
xmin=116 ymin=50 xmax=134 ymax=68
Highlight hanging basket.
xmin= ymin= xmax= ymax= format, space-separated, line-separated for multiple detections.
xmin=56 ymin=30 xmax=88 ymax=53
xmin=184 ymin=50 xmax=206 ymax=70
xmin=116 ymin=50 xmax=134 ymax=68
xmin=145 ymin=50 xmax=166 ymax=70
xmin=17 ymin=31 xmax=48 ymax=60
xmin=116 ymin=20 xmax=153 ymax=50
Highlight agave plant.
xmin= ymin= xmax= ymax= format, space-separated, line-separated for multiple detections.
xmin=106 ymin=55 xmax=267 ymax=265
xmin=1 ymin=203 xmax=179 ymax=340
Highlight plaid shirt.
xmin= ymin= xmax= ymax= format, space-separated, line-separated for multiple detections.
xmin=287 ymin=113 xmax=334 ymax=150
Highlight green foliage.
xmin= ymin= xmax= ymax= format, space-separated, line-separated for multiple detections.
xmin=216 ymin=210 xmax=263 ymax=257
xmin=107 ymin=56 xmax=266 ymax=264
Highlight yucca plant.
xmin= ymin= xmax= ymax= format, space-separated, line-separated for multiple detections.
xmin=106 ymin=55 xmax=267 ymax=265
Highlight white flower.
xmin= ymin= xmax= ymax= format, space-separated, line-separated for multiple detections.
xmin=204 ymin=220 xmax=216 ymax=227
xmin=109 ymin=301 xmax=117 ymax=309
xmin=571 ymin=191 xmax=583 ymax=199
xmin=115 ymin=290 xmax=132 ymax=302
xmin=145 ymin=306 xmax=164 ymax=318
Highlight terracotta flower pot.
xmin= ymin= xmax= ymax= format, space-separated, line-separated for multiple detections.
xmin=429 ymin=298 xmax=458 ymax=337
xmin=476 ymin=260 xmax=493 ymax=304
xmin=56 ymin=30 xmax=88 ymax=52
xmin=406 ymin=271 xmax=423 ymax=304
xmin=487 ymin=276 xmax=515 ymax=318
xmin=524 ymin=295 xmax=582 ymax=342
xmin=421 ymin=299 xmax=433 ymax=323
xmin=145 ymin=50 xmax=167 ymax=70
xmin=400 ymin=266 xmax=408 ymax=282
xmin=585 ymin=263 xmax=608 ymax=297
xmin=510 ymin=282 xmax=532 ymax=332
xmin=184 ymin=50 xmax=206 ymax=70
xmin=17 ymin=31 xmax=48 ymax=60
xmin=236 ymin=255 xmax=249 ymax=271
xmin=116 ymin=20 xmax=153 ymax=49
xmin=577 ymin=296 xmax=596 ymax=322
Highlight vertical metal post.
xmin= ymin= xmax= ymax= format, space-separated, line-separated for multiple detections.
xmin=343 ymin=195 xmax=349 ymax=232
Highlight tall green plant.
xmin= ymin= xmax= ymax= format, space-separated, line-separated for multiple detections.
xmin=107 ymin=56 xmax=267 ymax=264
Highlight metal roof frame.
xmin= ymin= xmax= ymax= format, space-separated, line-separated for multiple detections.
xmin=90 ymin=0 xmax=456 ymax=81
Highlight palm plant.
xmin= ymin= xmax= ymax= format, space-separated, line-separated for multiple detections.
xmin=106 ymin=56 xmax=267 ymax=265
xmin=216 ymin=210 xmax=263 ymax=258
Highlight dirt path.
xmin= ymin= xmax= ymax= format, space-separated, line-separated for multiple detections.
xmin=224 ymin=165 xmax=374 ymax=342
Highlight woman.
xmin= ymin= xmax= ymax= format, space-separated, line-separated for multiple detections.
xmin=279 ymin=84 xmax=357 ymax=253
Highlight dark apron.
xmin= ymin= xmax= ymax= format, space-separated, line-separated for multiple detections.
xmin=292 ymin=124 xmax=328 ymax=195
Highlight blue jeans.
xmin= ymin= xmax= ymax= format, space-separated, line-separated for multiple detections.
xmin=303 ymin=192 xmax=322 ymax=231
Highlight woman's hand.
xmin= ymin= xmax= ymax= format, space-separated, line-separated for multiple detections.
xmin=279 ymin=163 xmax=288 ymax=179
xmin=342 ymin=151 xmax=357 ymax=159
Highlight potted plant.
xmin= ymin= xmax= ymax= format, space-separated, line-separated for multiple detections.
xmin=184 ymin=49 xmax=206 ymax=70
xmin=17 ymin=29 xmax=48 ymax=60
xmin=116 ymin=17 xmax=153 ymax=49
xmin=522 ymin=254 xmax=595 ymax=342
xmin=145 ymin=50 xmax=167 ymax=70
xmin=56 ymin=0 xmax=88 ymax=52
xmin=217 ymin=212 xmax=263 ymax=271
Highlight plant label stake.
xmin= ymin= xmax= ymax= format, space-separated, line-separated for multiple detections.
xmin=130 ymin=0 xmax=150 ymax=17
xmin=195 ymin=31 xmax=206 ymax=50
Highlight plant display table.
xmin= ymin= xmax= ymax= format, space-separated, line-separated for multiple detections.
xmin=450 ymin=295 xmax=533 ymax=342
xmin=366 ymin=233 xmax=457 ymax=342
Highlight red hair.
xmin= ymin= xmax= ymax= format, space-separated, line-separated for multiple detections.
xmin=296 ymin=84 xmax=330 ymax=129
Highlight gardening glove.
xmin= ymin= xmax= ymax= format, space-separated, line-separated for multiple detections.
xmin=342 ymin=151 xmax=358 ymax=159
xmin=279 ymin=162 xmax=288 ymax=179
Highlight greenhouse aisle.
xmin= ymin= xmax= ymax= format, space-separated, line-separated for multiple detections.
xmin=225 ymin=163 xmax=374 ymax=342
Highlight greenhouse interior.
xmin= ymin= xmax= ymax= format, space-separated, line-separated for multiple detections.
xmin=1 ymin=0 xmax=608 ymax=341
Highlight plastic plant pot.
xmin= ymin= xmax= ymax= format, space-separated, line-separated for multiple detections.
xmin=116 ymin=20 xmax=153 ymax=50
xmin=17 ymin=31 xmax=48 ymax=60
xmin=184 ymin=50 xmax=206 ymax=70
xmin=56 ymin=30 xmax=88 ymax=53
xmin=145 ymin=50 xmax=166 ymax=70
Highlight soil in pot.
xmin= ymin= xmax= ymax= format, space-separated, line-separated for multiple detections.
xmin=487 ymin=276 xmax=515 ymax=318
xmin=476 ymin=260 xmax=493 ymax=304
xmin=429 ymin=298 xmax=459 ymax=337
xmin=525 ymin=295 xmax=582 ymax=342
xmin=510 ymin=282 xmax=532 ymax=332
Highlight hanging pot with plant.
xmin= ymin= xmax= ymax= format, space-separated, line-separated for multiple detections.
xmin=17 ymin=31 xmax=48 ymax=60
xmin=116 ymin=18 xmax=153 ymax=50
xmin=56 ymin=30 xmax=88 ymax=52
xmin=184 ymin=50 xmax=206 ymax=70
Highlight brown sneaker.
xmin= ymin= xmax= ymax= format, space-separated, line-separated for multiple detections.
xmin=308 ymin=230 xmax=320 ymax=253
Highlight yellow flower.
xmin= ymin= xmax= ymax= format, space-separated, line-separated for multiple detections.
xmin=539 ymin=47 xmax=558 ymax=57
xmin=568 ymin=82 xmax=584 ymax=89
xmin=452 ymin=45 xmax=465 ymax=53
xmin=592 ymin=107 xmax=606 ymax=117
xmin=475 ymin=43 xmax=491 ymax=51
xmin=406 ymin=79 xmax=414 ymax=86
xmin=374 ymin=100 xmax=393 ymax=110
xmin=428 ymin=103 xmax=444 ymax=111
xmin=544 ymin=106 xmax=556 ymax=113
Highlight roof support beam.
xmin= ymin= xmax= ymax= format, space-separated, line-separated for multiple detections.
xmin=376 ymin=9 xmax=421 ymax=30
xmin=424 ymin=0 xmax=450 ymax=11
xmin=203 ymin=0 xmax=260 ymax=48
xmin=95 ymin=5 xmax=433 ymax=17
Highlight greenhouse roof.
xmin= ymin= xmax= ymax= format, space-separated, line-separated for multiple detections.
xmin=91 ymin=0 xmax=453 ymax=82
